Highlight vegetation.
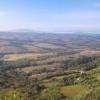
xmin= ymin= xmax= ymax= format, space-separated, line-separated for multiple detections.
xmin=0 ymin=33 xmax=100 ymax=100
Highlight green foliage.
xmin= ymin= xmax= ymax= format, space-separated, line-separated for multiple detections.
xmin=40 ymin=85 xmax=63 ymax=100
xmin=0 ymin=54 xmax=100 ymax=100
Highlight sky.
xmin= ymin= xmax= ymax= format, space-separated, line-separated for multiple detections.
xmin=0 ymin=0 xmax=100 ymax=33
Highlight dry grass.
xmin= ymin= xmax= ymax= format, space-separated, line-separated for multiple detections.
xmin=21 ymin=65 xmax=51 ymax=73
xmin=34 ymin=43 xmax=63 ymax=49
xmin=89 ymin=66 xmax=100 ymax=80
xmin=61 ymin=85 xmax=87 ymax=97
xmin=53 ymin=76 xmax=64 ymax=80
xmin=21 ymin=66 xmax=34 ymax=73
xmin=23 ymin=45 xmax=40 ymax=51
xmin=2 ymin=53 xmax=42 ymax=61
xmin=31 ymin=73 xmax=46 ymax=78
xmin=80 ymin=49 xmax=100 ymax=56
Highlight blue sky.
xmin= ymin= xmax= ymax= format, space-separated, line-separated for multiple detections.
xmin=0 ymin=0 xmax=100 ymax=33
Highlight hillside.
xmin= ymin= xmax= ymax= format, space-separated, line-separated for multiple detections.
xmin=0 ymin=32 xmax=100 ymax=100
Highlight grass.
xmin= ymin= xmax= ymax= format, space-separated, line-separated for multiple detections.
xmin=31 ymin=73 xmax=46 ymax=79
xmin=2 ymin=53 xmax=41 ymax=61
xmin=21 ymin=66 xmax=35 ymax=73
xmin=61 ymin=85 xmax=87 ymax=97
xmin=34 ymin=43 xmax=63 ymax=49
xmin=21 ymin=65 xmax=52 ymax=73
xmin=80 ymin=49 xmax=100 ymax=56
xmin=2 ymin=52 xmax=55 ymax=61
xmin=0 ymin=89 xmax=24 ymax=100
xmin=53 ymin=76 xmax=64 ymax=80
xmin=43 ymin=79 xmax=64 ymax=88
xmin=23 ymin=45 xmax=40 ymax=51
xmin=88 ymin=66 xmax=100 ymax=80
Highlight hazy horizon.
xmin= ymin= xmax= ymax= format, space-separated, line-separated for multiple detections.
xmin=0 ymin=0 xmax=100 ymax=33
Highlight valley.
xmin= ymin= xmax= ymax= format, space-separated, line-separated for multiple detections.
xmin=0 ymin=32 xmax=100 ymax=100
